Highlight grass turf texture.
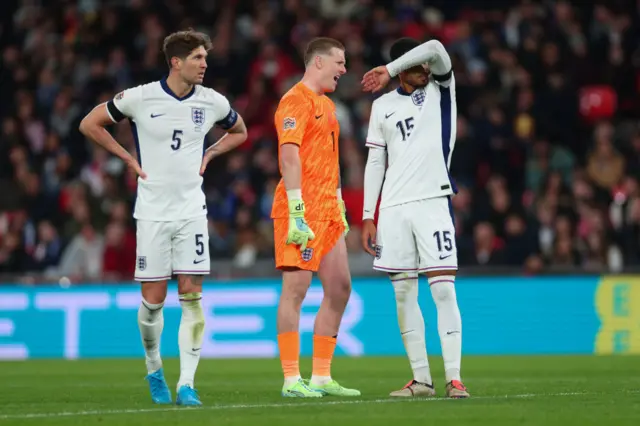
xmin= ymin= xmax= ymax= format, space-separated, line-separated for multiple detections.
xmin=0 ymin=356 xmax=638 ymax=425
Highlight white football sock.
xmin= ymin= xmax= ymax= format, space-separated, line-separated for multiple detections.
xmin=310 ymin=375 xmax=332 ymax=386
xmin=177 ymin=292 xmax=205 ymax=391
xmin=391 ymin=273 xmax=432 ymax=385
xmin=284 ymin=376 xmax=301 ymax=387
xmin=138 ymin=298 xmax=164 ymax=374
xmin=429 ymin=276 xmax=462 ymax=382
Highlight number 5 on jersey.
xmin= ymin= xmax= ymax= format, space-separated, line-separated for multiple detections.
xmin=172 ymin=130 xmax=183 ymax=151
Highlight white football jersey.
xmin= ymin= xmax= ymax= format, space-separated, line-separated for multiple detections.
xmin=365 ymin=74 xmax=457 ymax=209
xmin=107 ymin=79 xmax=238 ymax=221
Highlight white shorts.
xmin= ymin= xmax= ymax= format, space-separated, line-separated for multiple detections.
xmin=134 ymin=216 xmax=210 ymax=281
xmin=373 ymin=197 xmax=458 ymax=273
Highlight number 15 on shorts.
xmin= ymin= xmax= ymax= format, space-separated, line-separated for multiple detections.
xmin=433 ymin=230 xmax=454 ymax=260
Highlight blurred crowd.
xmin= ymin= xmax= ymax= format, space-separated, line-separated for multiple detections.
xmin=0 ymin=0 xmax=639 ymax=280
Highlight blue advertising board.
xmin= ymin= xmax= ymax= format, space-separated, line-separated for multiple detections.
xmin=0 ymin=275 xmax=638 ymax=359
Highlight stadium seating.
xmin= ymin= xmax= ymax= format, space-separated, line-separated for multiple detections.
xmin=0 ymin=1 xmax=638 ymax=280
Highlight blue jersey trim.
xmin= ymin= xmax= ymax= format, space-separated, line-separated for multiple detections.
xmin=128 ymin=118 xmax=141 ymax=211
xmin=216 ymin=108 xmax=238 ymax=130
xmin=128 ymin=119 xmax=141 ymax=166
xmin=396 ymin=87 xmax=411 ymax=96
xmin=107 ymin=100 xmax=126 ymax=122
xmin=160 ymin=77 xmax=195 ymax=101
xmin=439 ymin=86 xmax=458 ymax=194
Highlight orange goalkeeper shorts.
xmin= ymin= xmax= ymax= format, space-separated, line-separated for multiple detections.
xmin=273 ymin=219 xmax=344 ymax=272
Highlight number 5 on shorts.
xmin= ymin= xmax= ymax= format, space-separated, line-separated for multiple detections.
xmin=195 ymin=234 xmax=204 ymax=256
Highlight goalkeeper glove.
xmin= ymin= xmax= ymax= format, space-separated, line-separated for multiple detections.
xmin=338 ymin=199 xmax=350 ymax=236
xmin=287 ymin=198 xmax=315 ymax=251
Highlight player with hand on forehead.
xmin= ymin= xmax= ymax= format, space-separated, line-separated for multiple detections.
xmin=361 ymin=37 xmax=469 ymax=398
xmin=271 ymin=37 xmax=359 ymax=398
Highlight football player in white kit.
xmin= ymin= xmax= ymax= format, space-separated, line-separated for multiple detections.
xmin=79 ymin=30 xmax=247 ymax=406
xmin=361 ymin=38 xmax=469 ymax=398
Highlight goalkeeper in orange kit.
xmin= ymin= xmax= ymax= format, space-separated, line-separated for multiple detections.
xmin=270 ymin=37 xmax=360 ymax=398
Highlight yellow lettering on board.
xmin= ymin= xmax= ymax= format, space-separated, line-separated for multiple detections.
xmin=594 ymin=276 xmax=640 ymax=354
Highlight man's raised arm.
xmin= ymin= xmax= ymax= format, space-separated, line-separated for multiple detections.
xmin=386 ymin=39 xmax=452 ymax=80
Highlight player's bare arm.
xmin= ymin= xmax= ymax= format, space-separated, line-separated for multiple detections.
xmin=362 ymin=39 xmax=452 ymax=93
xmin=79 ymin=103 xmax=146 ymax=179
xmin=200 ymin=115 xmax=248 ymax=175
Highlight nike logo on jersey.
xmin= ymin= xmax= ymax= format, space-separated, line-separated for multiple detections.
xmin=439 ymin=254 xmax=452 ymax=260
xmin=193 ymin=259 xmax=206 ymax=264
xmin=446 ymin=331 xmax=460 ymax=335
xmin=385 ymin=112 xmax=396 ymax=119
xmin=150 ymin=113 xmax=166 ymax=118
xmin=315 ymin=114 xmax=323 ymax=119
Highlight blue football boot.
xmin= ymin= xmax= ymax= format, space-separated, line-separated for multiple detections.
xmin=176 ymin=385 xmax=202 ymax=406
xmin=145 ymin=368 xmax=172 ymax=404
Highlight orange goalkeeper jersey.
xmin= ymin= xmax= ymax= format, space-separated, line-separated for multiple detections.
xmin=271 ymin=82 xmax=341 ymax=221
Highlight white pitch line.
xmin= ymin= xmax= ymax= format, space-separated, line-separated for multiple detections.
xmin=0 ymin=392 xmax=592 ymax=420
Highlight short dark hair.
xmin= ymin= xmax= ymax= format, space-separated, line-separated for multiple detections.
xmin=162 ymin=29 xmax=212 ymax=67
xmin=304 ymin=37 xmax=345 ymax=66
xmin=390 ymin=37 xmax=420 ymax=61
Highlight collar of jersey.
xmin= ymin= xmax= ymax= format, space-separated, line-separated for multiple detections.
xmin=160 ymin=77 xmax=195 ymax=101
xmin=396 ymin=86 xmax=414 ymax=97
xmin=297 ymin=81 xmax=321 ymax=97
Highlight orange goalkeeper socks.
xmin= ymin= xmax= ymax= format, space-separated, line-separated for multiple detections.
xmin=312 ymin=334 xmax=337 ymax=378
xmin=279 ymin=333 xmax=337 ymax=383
xmin=277 ymin=332 xmax=300 ymax=379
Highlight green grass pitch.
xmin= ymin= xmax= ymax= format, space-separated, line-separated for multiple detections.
xmin=0 ymin=356 xmax=638 ymax=425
